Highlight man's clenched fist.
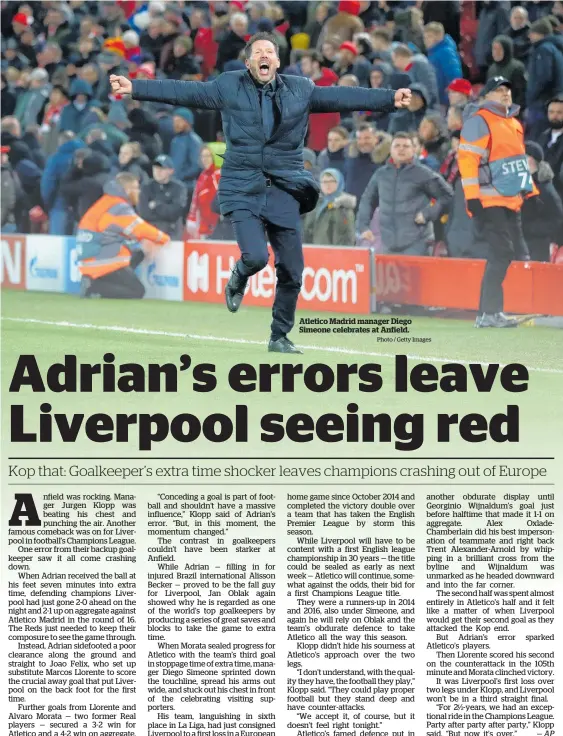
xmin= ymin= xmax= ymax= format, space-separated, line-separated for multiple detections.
xmin=394 ymin=88 xmax=412 ymax=108
xmin=110 ymin=75 xmax=133 ymax=96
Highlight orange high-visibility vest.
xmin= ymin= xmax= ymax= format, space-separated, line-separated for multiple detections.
xmin=77 ymin=193 xmax=169 ymax=279
xmin=459 ymin=104 xmax=538 ymax=212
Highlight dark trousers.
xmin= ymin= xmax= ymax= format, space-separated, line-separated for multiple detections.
xmin=525 ymin=106 xmax=548 ymax=143
xmin=229 ymin=185 xmax=303 ymax=339
xmin=476 ymin=207 xmax=527 ymax=314
xmin=90 ymin=250 xmax=145 ymax=299
xmin=527 ymin=238 xmax=551 ymax=263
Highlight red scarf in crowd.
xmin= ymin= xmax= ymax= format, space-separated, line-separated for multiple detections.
xmin=439 ymin=149 xmax=459 ymax=184
xmin=307 ymin=67 xmax=340 ymax=152
xmin=43 ymin=100 xmax=69 ymax=126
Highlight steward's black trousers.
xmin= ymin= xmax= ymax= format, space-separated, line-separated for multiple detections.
xmin=90 ymin=250 xmax=146 ymax=299
xmin=475 ymin=206 xmax=528 ymax=314
xmin=229 ymin=182 xmax=303 ymax=340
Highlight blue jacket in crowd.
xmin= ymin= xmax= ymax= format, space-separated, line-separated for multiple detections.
xmin=526 ymin=35 xmax=563 ymax=109
xmin=40 ymin=138 xmax=85 ymax=234
xmin=427 ymin=35 xmax=462 ymax=106
xmin=170 ymin=129 xmax=204 ymax=192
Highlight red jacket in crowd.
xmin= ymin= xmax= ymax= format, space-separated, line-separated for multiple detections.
xmin=307 ymin=67 xmax=340 ymax=153
xmin=187 ymin=164 xmax=221 ymax=237
xmin=194 ymin=27 xmax=218 ymax=78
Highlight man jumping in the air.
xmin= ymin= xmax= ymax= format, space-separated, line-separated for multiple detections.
xmin=110 ymin=31 xmax=411 ymax=354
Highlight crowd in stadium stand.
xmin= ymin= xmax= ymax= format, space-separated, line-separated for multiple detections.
xmin=1 ymin=0 xmax=563 ymax=261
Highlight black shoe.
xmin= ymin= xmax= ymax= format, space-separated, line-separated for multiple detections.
xmin=268 ymin=336 xmax=303 ymax=354
xmin=225 ymin=265 xmax=248 ymax=313
xmin=79 ymin=276 xmax=92 ymax=298
xmin=475 ymin=312 xmax=518 ymax=328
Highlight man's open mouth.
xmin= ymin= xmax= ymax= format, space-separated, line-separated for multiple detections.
xmin=259 ymin=62 xmax=270 ymax=74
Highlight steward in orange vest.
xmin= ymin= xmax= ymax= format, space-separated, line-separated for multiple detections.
xmin=76 ymin=172 xmax=170 ymax=299
xmin=459 ymin=76 xmax=538 ymax=328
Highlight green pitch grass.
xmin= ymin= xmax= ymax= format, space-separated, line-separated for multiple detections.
xmin=2 ymin=290 xmax=562 ymax=457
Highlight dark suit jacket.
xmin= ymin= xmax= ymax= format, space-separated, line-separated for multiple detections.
xmin=538 ymin=128 xmax=563 ymax=200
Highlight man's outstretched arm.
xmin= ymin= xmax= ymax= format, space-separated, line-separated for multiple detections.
xmin=110 ymin=75 xmax=223 ymax=110
xmin=310 ymin=86 xmax=411 ymax=114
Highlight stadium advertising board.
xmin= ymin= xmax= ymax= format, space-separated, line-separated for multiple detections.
xmin=25 ymin=235 xmax=64 ymax=293
xmin=2 ymin=236 xmax=562 ymax=317
xmin=374 ymin=254 xmax=563 ymax=316
xmin=1 ymin=235 xmax=26 ymax=290
xmin=139 ymin=240 xmax=184 ymax=301
xmin=183 ymin=240 xmax=372 ymax=313
xmin=64 ymin=237 xmax=81 ymax=295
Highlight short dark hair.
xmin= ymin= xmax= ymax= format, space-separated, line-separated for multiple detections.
xmin=357 ymin=122 xmax=375 ymax=134
xmin=392 ymin=43 xmax=413 ymax=58
xmin=244 ymin=32 xmax=280 ymax=60
xmin=329 ymin=125 xmax=349 ymax=139
xmin=116 ymin=171 xmax=140 ymax=189
xmin=392 ymin=131 xmax=414 ymax=142
xmin=372 ymin=28 xmax=391 ymax=44
xmin=289 ymin=49 xmax=306 ymax=65
xmin=301 ymin=49 xmax=323 ymax=65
